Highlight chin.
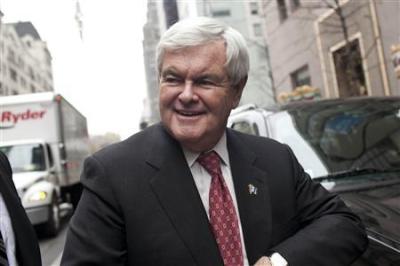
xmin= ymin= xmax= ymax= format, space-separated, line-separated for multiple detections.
xmin=173 ymin=127 xmax=203 ymax=143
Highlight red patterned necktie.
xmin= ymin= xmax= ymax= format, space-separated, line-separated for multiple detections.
xmin=197 ymin=151 xmax=244 ymax=266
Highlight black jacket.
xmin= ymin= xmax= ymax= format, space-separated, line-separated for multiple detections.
xmin=0 ymin=151 xmax=41 ymax=266
xmin=62 ymin=124 xmax=367 ymax=265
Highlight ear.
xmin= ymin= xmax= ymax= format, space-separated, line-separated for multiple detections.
xmin=232 ymin=76 xmax=247 ymax=108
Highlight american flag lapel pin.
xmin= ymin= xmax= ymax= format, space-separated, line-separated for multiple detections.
xmin=248 ymin=184 xmax=258 ymax=195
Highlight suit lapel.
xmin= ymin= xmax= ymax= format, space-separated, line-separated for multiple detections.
xmin=227 ymin=130 xmax=272 ymax=265
xmin=146 ymin=125 xmax=223 ymax=266
xmin=0 ymin=171 xmax=40 ymax=266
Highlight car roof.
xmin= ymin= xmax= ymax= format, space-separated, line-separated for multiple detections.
xmin=278 ymin=96 xmax=400 ymax=112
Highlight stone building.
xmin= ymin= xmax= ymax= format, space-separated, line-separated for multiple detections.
xmin=262 ymin=0 xmax=399 ymax=100
xmin=0 ymin=17 xmax=54 ymax=96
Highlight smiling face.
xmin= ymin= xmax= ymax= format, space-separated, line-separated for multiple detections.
xmin=159 ymin=40 xmax=244 ymax=152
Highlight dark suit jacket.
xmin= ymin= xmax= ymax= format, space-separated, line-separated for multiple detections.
xmin=0 ymin=151 xmax=41 ymax=266
xmin=62 ymin=124 xmax=367 ymax=265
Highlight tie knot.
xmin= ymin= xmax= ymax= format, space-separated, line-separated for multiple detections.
xmin=197 ymin=151 xmax=221 ymax=177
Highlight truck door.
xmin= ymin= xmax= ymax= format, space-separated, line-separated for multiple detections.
xmin=45 ymin=143 xmax=58 ymax=185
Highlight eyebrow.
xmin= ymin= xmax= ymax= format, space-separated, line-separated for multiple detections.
xmin=194 ymin=73 xmax=229 ymax=85
xmin=161 ymin=68 xmax=180 ymax=78
xmin=161 ymin=67 xmax=228 ymax=84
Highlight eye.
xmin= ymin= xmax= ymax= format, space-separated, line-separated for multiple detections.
xmin=162 ymin=74 xmax=181 ymax=84
xmin=196 ymin=78 xmax=216 ymax=87
xmin=201 ymin=80 xmax=215 ymax=85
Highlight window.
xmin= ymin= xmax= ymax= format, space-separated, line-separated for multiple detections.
xmin=10 ymin=68 xmax=18 ymax=82
xmin=7 ymin=48 xmax=16 ymax=64
xmin=212 ymin=9 xmax=231 ymax=17
xmin=1 ymin=144 xmax=46 ymax=173
xmin=29 ymin=67 xmax=35 ymax=80
xmin=253 ymin=23 xmax=262 ymax=37
xmin=277 ymin=0 xmax=288 ymax=22
xmin=291 ymin=0 xmax=300 ymax=11
xmin=20 ymin=77 xmax=26 ymax=87
xmin=231 ymin=121 xmax=260 ymax=136
xmin=291 ymin=65 xmax=311 ymax=89
xmin=332 ymin=39 xmax=366 ymax=97
xmin=18 ymin=57 xmax=25 ymax=69
xmin=46 ymin=144 xmax=54 ymax=167
xmin=163 ymin=0 xmax=179 ymax=28
xmin=250 ymin=2 xmax=259 ymax=15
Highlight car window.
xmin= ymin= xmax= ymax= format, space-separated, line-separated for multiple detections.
xmin=231 ymin=121 xmax=260 ymax=136
xmin=278 ymin=99 xmax=400 ymax=176
xmin=268 ymin=112 xmax=328 ymax=178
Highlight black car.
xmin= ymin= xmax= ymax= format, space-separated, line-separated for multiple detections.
xmin=228 ymin=97 xmax=400 ymax=265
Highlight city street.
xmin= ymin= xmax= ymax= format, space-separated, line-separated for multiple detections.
xmin=38 ymin=217 xmax=70 ymax=266
xmin=1 ymin=0 xmax=399 ymax=264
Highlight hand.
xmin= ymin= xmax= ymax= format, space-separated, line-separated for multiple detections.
xmin=254 ymin=256 xmax=272 ymax=266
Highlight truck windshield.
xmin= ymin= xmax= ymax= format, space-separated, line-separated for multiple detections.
xmin=0 ymin=144 xmax=46 ymax=173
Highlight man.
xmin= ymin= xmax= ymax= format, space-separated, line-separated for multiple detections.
xmin=62 ymin=17 xmax=367 ymax=265
xmin=0 ymin=151 xmax=41 ymax=266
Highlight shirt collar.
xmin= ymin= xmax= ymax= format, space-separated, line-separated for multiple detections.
xmin=182 ymin=132 xmax=229 ymax=168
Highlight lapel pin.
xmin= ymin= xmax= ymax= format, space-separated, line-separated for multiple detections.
xmin=248 ymin=184 xmax=258 ymax=195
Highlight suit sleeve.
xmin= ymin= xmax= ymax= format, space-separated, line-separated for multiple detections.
xmin=271 ymin=145 xmax=368 ymax=266
xmin=61 ymin=155 xmax=127 ymax=265
xmin=0 ymin=151 xmax=17 ymax=195
xmin=0 ymin=151 xmax=13 ymax=177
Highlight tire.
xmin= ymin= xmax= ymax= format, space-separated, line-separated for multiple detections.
xmin=43 ymin=195 xmax=60 ymax=237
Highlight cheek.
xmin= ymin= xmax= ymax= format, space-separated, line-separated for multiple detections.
xmin=159 ymin=87 xmax=175 ymax=107
xmin=218 ymin=95 xmax=235 ymax=114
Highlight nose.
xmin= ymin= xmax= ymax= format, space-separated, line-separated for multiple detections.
xmin=178 ymin=81 xmax=198 ymax=103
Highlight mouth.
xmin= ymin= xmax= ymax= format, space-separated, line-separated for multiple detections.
xmin=175 ymin=109 xmax=205 ymax=117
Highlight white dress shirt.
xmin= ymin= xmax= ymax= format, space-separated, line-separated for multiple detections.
xmin=182 ymin=132 xmax=288 ymax=266
xmin=0 ymin=193 xmax=18 ymax=266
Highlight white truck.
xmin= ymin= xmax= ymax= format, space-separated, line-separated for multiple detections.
xmin=0 ymin=92 xmax=90 ymax=236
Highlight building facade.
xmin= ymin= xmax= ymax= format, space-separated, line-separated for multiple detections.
xmin=0 ymin=18 xmax=54 ymax=96
xmin=194 ymin=0 xmax=275 ymax=107
xmin=262 ymin=0 xmax=399 ymax=100
xmin=141 ymin=1 xmax=162 ymax=127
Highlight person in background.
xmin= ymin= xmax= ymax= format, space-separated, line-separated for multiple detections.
xmin=0 ymin=150 xmax=41 ymax=266
xmin=62 ymin=17 xmax=367 ymax=266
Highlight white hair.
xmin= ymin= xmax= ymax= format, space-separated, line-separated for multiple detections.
xmin=156 ymin=16 xmax=249 ymax=88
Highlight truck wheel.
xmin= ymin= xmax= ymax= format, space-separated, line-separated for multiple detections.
xmin=44 ymin=195 xmax=60 ymax=237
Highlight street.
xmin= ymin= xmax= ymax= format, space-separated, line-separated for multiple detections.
xmin=38 ymin=217 xmax=70 ymax=266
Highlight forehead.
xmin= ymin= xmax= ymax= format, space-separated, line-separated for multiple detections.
xmin=161 ymin=40 xmax=227 ymax=74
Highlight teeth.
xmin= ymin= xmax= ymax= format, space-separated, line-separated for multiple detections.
xmin=179 ymin=111 xmax=198 ymax=116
